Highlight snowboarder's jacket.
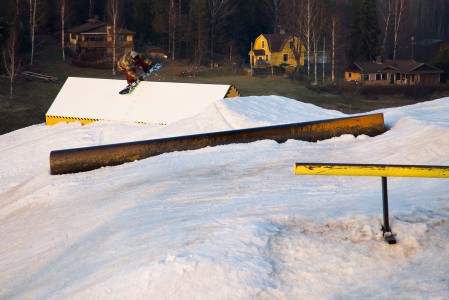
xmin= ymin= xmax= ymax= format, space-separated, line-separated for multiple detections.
xmin=117 ymin=52 xmax=153 ymax=83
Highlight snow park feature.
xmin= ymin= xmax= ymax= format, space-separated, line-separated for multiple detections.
xmin=45 ymin=77 xmax=240 ymax=125
xmin=1 ymin=95 xmax=449 ymax=298
xmin=49 ymin=113 xmax=385 ymax=175
xmin=295 ymin=163 xmax=449 ymax=244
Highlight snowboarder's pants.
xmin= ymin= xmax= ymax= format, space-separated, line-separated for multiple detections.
xmin=123 ymin=61 xmax=151 ymax=84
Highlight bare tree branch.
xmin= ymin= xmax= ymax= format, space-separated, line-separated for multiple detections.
xmin=3 ymin=26 xmax=21 ymax=106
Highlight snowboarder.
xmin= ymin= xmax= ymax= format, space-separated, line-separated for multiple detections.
xmin=117 ymin=51 xmax=154 ymax=85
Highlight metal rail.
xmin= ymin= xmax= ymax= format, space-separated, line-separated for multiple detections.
xmin=294 ymin=163 xmax=449 ymax=244
xmin=50 ymin=114 xmax=385 ymax=175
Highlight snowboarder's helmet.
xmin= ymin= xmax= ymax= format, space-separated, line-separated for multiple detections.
xmin=131 ymin=51 xmax=139 ymax=60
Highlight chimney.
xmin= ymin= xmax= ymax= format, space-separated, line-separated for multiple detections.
xmin=376 ymin=56 xmax=382 ymax=64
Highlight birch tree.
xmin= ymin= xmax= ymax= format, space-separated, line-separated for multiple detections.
xmin=329 ymin=10 xmax=341 ymax=82
xmin=299 ymin=0 xmax=317 ymax=79
xmin=392 ymin=0 xmax=407 ymax=59
xmin=59 ymin=0 xmax=69 ymax=61
xmin=3 ymin=26 xmax=21 ymax=107
xmin=106 ymin=0 xmax=120 ymax=75
xmin=28 ymin=0 xmax=38 ymax=65
xmin=380 ymin=0 xmax=392 ymax=57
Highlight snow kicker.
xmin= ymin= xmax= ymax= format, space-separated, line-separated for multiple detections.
xmin=45 ymin=77 xmax=240 ymax=126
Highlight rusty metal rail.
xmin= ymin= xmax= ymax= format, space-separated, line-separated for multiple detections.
xmin=50 ymin=113 xmax=385 ymax=175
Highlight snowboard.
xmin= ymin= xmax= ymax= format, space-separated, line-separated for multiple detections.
xmin=119 ymin=62 xmax=163 ymax=95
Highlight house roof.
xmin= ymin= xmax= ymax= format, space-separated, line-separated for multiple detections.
xmin=68 ymin=19 xmax=135 ymax=35
xmin=349 ymin=60 xmax=442 ymax=74
xmin=68 ymin=19 xmax=106 ymax=34
xmin=262 ymin=34 xmax=292 ymax=52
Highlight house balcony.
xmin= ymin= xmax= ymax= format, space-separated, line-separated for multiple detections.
xmin=78 ymin=40 xmax=133 ymax=49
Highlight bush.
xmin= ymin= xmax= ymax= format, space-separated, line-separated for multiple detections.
xmin=336 ymin=83 xmax=449 ymax=99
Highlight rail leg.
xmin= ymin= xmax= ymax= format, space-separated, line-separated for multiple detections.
xmin=381 ymin=176 xmax=396 ymax=244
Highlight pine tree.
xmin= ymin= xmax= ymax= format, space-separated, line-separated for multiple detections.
xmin=435 ymin=46 xmax=449 ymax=83
xmin=133 ymin=0 xmax=153 ymax=44
xmin=350 ymin=0 xmax=380 ymax=61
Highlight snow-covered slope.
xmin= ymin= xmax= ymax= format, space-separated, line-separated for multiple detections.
xmin=1 ymin=95 xmax=448 ymax=299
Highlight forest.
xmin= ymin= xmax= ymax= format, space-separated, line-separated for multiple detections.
xmin=1 ymin=0 xmax=449 ymax=74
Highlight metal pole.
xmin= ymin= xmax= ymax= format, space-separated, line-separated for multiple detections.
xmin=382 ymin=177 xmax=390 ymax=232
xmin=381 ymin=176 xmax=396 ymax=244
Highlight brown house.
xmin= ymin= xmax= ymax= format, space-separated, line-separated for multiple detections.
xmin=344 ymin=59 xmax=443 ymax=85
xmin=67 ymin=18 xmax=135 ymax=60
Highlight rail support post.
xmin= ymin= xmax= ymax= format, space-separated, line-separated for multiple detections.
xmin=381 ymin=176 xmax=396 ymax=244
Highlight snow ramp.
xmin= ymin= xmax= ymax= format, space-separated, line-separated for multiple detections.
xmin=45 ymin=77 xmax=240 ymax=125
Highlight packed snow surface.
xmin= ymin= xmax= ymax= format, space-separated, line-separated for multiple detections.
xmin=1 ymin=95 xmax=449 ymax=299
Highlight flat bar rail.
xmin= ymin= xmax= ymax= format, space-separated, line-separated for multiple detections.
xmin=294 ymin=163 xmax=449 ymax=244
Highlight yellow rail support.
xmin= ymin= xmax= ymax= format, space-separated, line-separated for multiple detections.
xmin=294 ymin=163 xmax=449 ymax=178
xmin=294 ymin=163 xmax=449 ymax=244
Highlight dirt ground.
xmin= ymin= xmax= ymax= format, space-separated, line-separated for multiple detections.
xmin=0 ymin=60 xmax=442 ymax=136
xmin=0 ymin=86 xmax=56 ymax=135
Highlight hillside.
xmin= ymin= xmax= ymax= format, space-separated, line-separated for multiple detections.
xmin=1 ymin=95 xmax=448 ymax=298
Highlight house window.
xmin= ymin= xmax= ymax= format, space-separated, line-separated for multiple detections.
xmin=376 ymin=73 xmax=381 ymax=80
xmin=117 ymin=35 xmax=125 ymax=41
xmin=283 ymin=53 xmax=289 ymax=62
xmin=266 ymin=55 xmax=269 ymax=62
xmin=363 ymin=74 xmax=369 ymax=81
xmin=348 ymin=72 xmax=352 ymax=78
xmin=262 ymin=41 xmax=265 ymax=48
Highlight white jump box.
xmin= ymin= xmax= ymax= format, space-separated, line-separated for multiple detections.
xmin=46 ymin=77 xmax=239 ymax=125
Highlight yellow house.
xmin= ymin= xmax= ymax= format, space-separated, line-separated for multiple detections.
xmin=249 ymin=34 xmax=304 ymax=75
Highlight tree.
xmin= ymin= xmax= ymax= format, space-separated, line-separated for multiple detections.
xmin=190 ymin=0 xmax=208 ymax=64
xmin=350 ymin=0 xmax=380 ymax=61
xmin=106 ymin=0 xmax=120 ymax=75
xmin=28 ymin=0 xmax=39 ymax=65
xmin=89 ymin=0 xmax=94 ymax=19
xmin=206 ymin=0 xmax=234 ymax=64
xmin=263 ymin=0 xmax=282 ymax=33
xmin=58 ymin=0 xmax=69 ymax=61
xmin=435 ymin=46 xmax=449 ymax=83
xmin=329 ymin=5 xmax=343 ymax=82
xmin=380 ymin=0 xmax=392 ymax=57
xmin=133 ymin=0 xmax=153 ymax=44
xmin=392 ymin=0 xmax=407 ymax=60
xmin=168 ymin=0 xmax=178 ymax=60
xmin=3 ymin=25 xmax=21 ymax=107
